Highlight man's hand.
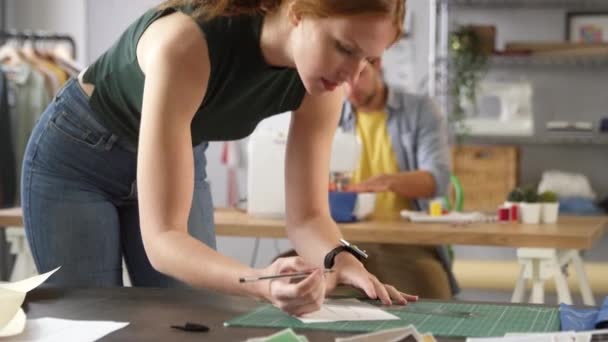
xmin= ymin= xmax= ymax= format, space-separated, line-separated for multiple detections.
xmin=346 ymin=174 xmax=394 ymax=193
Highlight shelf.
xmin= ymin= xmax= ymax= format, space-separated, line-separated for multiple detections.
xmin=458 ymin=134 xmax=608 ymax=146
xmin=488 ymin=54 xmax=608 ymax=68
xmin=444 ymin=0 xmax=608 ymax=10
xmin=439 ymin=54 xmax=608 ymax=69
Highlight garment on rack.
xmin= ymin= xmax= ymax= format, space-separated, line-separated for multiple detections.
xmin=0 ymin=69 xmax=17 ymax=282
xmin=4 ymin=62 xmax=50 ymax=201
xmin=0 ymin=35 xmax=77 ymax=202
xmin=0 ymin=32 xmax=77 ymax=281
xmin=0 ymin=69 xmax=16 ymax=207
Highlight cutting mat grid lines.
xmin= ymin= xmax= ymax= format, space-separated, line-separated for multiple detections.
xmin=225 ymin=301 xmax=561 ymax=338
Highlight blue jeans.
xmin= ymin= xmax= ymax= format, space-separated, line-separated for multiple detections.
xmin=21 ymin=78 xmax=216 ymax=287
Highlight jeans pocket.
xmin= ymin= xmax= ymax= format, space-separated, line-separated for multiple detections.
xmin=49 ymin=110 xmax=106 ymax=149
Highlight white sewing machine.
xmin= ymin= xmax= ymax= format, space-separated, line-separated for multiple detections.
xmin=461 ymin=80 xmax=534 ymax=136
xmin=247 ymin=127 xmax=361 ymax=218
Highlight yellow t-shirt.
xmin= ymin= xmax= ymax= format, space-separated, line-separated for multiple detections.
xmin=352 ymin=110 xmax=411 ymax=219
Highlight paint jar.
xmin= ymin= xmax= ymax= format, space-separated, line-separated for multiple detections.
xmin=430 ymin=200 xmax=443 ymax=217
xmin=510 ymin=204 xmax=519 ymax=222
xmin=498 ymin=206 xmax=510 ymax=222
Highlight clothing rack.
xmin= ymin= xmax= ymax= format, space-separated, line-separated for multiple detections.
xmin=0 ymin=1 xmax=5 ymax=33
xmin=0 ymin=0 xmax=5 ymax=33
xmin=0 ymin=30 xmax=77 ymax=59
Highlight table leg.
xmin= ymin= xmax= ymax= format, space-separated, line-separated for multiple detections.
xmin=552 ymin=262 xmax=572 ymax=304
xmin=570 ymin=250 xmax=596 ymax=306
xmin=250 ymin=237 xmax=261 ymax=267
xmin=7 ymin=227 xmax=37 ymax=281
xmin=511 ymin=263 xmax=528 ymax=303
xmin=530 ymin=258 xmax=545 ymax=304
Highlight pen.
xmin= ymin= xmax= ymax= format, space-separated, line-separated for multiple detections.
xmin=239 ymin=269 xmax=334 ymax=283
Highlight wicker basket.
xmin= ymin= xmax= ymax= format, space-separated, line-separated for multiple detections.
xmin=451 ymin=145 xmax=519 ymax=212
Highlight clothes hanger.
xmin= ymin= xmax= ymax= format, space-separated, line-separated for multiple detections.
xmin=0 ymin=39 xmax=26 ymax=66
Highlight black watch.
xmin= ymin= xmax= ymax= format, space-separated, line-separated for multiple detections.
xmin=324 ymin=239 xmax=368 ymax=269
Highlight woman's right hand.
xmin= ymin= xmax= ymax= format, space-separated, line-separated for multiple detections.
xmin=258 ymin=257 xmax=326 ymax=316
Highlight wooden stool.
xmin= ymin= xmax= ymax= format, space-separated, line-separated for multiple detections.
xmin=511 ymin=248 xmax=595 ymax=305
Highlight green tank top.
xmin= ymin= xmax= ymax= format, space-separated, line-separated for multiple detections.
xmin=83 ymin=6 xmax=306 ymax=146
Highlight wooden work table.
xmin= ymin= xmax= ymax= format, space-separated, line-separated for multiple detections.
xmin=213 ymin=208 xmax=607 ymax=250
xmin=1 ymin=207 xmax=606 ymax=249
xmin=21 ymin=286 xmax=540 ymax=342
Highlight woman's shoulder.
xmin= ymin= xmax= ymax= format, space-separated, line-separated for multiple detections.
xmin=137 ymin=11 xmax=211 ymax=73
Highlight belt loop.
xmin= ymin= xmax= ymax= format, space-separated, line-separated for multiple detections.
xmin=54 ymin=78 xmax=71 ymax=100
xmin=105 ymin=134 xmax=119 ymax=151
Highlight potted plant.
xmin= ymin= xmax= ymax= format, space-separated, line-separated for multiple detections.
xmin=539 ymin=191 xmax=560 ymax=224
xmin=519 ymin=187 xmax=541 ymax=224
xmin=506 ymin=188 xmax=524 ymax=205
xmin=449 ymin=25 xmax=489 ymax=142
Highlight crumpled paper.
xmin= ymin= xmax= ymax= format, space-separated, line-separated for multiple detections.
xmin=0 ymin=268 xmax=60 ymax=337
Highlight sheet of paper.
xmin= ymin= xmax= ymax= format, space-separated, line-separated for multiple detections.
xmin=0 ymin=268 xmax=60 ymax=337
xmin=2 ymin=317 xmax=129 ymax=342
xmin=401 ymin=210 xmax=488 ymax=224
xmin=466 ymin=336 xmax=552 ymax=342
xmin=467 ymin=331 xmax=583 ymax=342
xmin=505 ymin=331 xmax=577 ymax=340
xmin=296 ymin=299 xmax=399 ymax=324
xmin=336 ymin=325 xmax=426 ymax=342
xmin=246 ymin=328 xmax=309 ymax=342
xmin=505 ymin=329 xmax=608 ymax=342
xmin=0 ymin=267 xmax=60 ymax=292
xmin=0 ymin=288 xmax=25 ymax=330
xmin=0 ymin=309 xmax=26 ymax=338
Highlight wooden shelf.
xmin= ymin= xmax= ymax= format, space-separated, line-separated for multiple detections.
xmin=441 ymin=54 xmax=608 ymax=69
xmin=459 ymin=134 xmax=608 ymax=146
xmin=444 ymin=0 xmax=608 ymax=10
xmin=489 ymin=54 xmax=608 ymax=68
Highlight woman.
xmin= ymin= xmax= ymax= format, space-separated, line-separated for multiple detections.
xmin=22 ymin=0 xmax=414 ymax=315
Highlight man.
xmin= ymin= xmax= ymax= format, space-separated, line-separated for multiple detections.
xmin=340 ymin=62 xmax=458 ymax=299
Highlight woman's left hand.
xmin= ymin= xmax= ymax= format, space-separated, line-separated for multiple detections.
xmin=326 ymin=252 xmax=418 ymax=305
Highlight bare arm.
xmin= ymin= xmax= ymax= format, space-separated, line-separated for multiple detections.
xmin=285 ymin=90 xmax=415 ymax=304
xmin=388 ymin=171 xmax=436 ymax=198
xmin=390 ymin=97 xmax=450 ymax=201
xmin=135 ymin=12 xmax=264 ymax=298
xmin=285 ymin=90 xmax=345 ymax=266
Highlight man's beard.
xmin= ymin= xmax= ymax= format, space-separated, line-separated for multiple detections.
xmin=361 ymin=86 xmax=377 ymax=108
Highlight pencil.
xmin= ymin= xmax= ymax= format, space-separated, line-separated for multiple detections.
xmin=239 ymin=269 xmax=334 ymax=283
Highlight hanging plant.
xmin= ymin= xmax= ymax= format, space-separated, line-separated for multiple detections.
xmin=449 ymin=25 xmax=488 ymax=139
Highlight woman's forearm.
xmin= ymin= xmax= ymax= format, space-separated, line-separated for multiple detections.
xmin=145 ymin=229 xmax=266 ymax=299
xmin=287 ymin=214 xmax=343 ymax=267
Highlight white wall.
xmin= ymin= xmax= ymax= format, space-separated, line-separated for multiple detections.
xmin=4 ymin=0 xmax=86 ymax=65
xmin=85 ymin=0 xmax=161 ymax=62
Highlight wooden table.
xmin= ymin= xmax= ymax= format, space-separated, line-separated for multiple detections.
xmin=2 ymin=207 xmax=606 ymax=249
xmin=18 ymin=286 xmax=534 ymax=342
xmin=0 ymin=207 xmax=22 ymax=227
xmin=18 ymin=287 xmax=354 ymax=342
xmin=213 ymin=208 xmax=607 ymax=249
xmin=2 ymin=207 xmax=607 ymax=305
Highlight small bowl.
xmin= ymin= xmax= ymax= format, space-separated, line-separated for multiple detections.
xmin=328 ymin=191 xmax=376 ymax=222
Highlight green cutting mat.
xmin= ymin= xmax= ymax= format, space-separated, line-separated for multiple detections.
xmin=225 ymin=301 xmax=560 ymax=338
